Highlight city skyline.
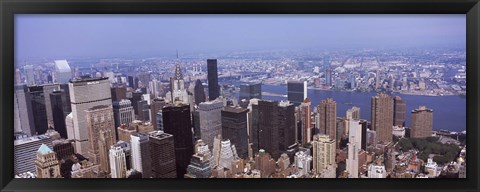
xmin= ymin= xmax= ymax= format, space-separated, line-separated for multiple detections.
xmin=15 ymin=14 xmax=465 ymax=61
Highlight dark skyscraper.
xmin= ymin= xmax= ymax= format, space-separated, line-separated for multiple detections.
xmin=393 ymin=96 xmax=406 ymax=127
xmin=318 ymin=98 xmax=337 ymax=144
xmin=149 ymin=131 xmax=176 ymax=178
xmin=27 ymin=85 xmax=48 ymax=135
xmin=256 ymin=100 xmax=296 ymax=160
xmin=151 ymin=98 xmax=167 ymax=130
xmin=287 ymin=81 xmax=307 ymax=106
xmin=221 ymin=106 xmax=249 ymax=159
xmin=111 ymin=85 xmax=127 ymax=102
xmin=137 ymin=100 xmax=150 ymax=122
xmin=162 ymin=103 xmax=194 ymax=178
xmin=193 ymin=79 xmax=206 ymax=106
xmin=239 ymin=83 xmax=262 ymax=101
xmin=50 ymin=90 xmax=69 ymax=138
xmin=207 ymin=59 xmax=220 ymax=101
xmin=127 ymin=76 xmax=135 ymax=89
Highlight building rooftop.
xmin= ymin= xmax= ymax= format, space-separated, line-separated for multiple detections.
xmin=223 ymin=106 xmax=248 ymax=113
xmin=54 ymin=60 xmax=71 ymax=72
xmin=37 ymin=143 xmax=53 ymax=155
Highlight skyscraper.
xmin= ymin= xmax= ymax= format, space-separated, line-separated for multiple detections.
xmin=294 ymin=150 xmax=312 ymax=177
xmin=130 ymin=133 xmax=152 ymax=178
xmin=35 ymin=144 xmax=61 ymax=178
xmin=85 ymin=105 xmax=116 ymax=175
xmin=185 ymin=140 xmax=213 ymax=178
xmin=112 ymin=99 xmax=135 ymax=139
xmin=109 ymin=146 xmax=127 ymax=178
xmin=148 ymin=79 xmax=162 ymax=98
xmin=346 ymin=106 xmax=360 ymax=121
xmin=162 ymin=103 xmax=194 ymax=178
xmin=167 ymin=56 xmax=189 ymax=103
xmin=207 ymin=59 xmax=220 ymax=101
xmin=239 ymin=83 xmax=262 ymax=101
xmin=312 ymin=134 xmax=336 ymax=175
xmin=346 ymin=119 xmax=362 ymax=178
xmin=318 ymin=98 xmax=337 ymax=143
xmin=69 ymin=77 xmax=112 ymax=155
xmin=137 ymin=100 xmax=150 ymax=122
xmin=149 ymin=130 xmax=176 ymax=178
xmin=43 ymin=84 xmax=62 ymax=127
xmin=299 ymin=98 xmax=313 ymax=145
xmin=53 ymin=60 xmax=72 ymax=84
xmin=193 ymin=79 xmax=206 ymax=106
xmin=221 ymin=106 xmax=249 ymax=159
xmin=111 ymin=85 xmax=127 ymax=102
xmin=325 ymin=69 xmax=333 ymax=87
xmin=371 ymin=93 xmax=394 ymax=144
xmin=287 ymin=81 xmax=307 ymax=106
xmin=27 ymin=85 xmax=49 ymax=135
xmin=375 ymin=68 xmax=381 ymax=90
xmin=410 ymin=106 xmax=433 ymax=138
xmin=50 ymin=90 xmax=70 ymax=138
xmin=198 ymin=99 xmax=224 ymax=149
xmin=393 ymin=96 xmax=406 ymax=127
xmin=15 ymin=85 xmax=36 ymax=136
xmin=257 ymin=100 xmax=296 ymax=160
xmin=24 ymin=65 xmax=35 ymax=86
xmin=150 ymin=98 xmax=166 ymax=130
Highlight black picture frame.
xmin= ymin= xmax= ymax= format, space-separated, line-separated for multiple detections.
xmin=1 ymin=0 xmax=479 ymax=191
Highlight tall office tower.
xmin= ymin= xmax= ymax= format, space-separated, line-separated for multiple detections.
xmin=218 ymin=140 xmax=235 ymax=169
xmin=317 ymin=98 xmax=337 ymax=143
xmin=24 ymin=65 xmax=35 ymax=85
xmin=248 ymin=98 xmax=260 ymax=153
xmin=167 ymin=57 xmax=189 ymax=103
xmin=221 ymin=106 xmax=249 ymax=159
xmin=323 ymin=55 xmax=330 ymax=68
xmin=53 ymin=60 xmax=72 ymax=84
xmin=26 ymin=85 xmax=49 ymax=135
xmin=150 ymin=98 xmax=166 ymax=130
xmin=35 ymin=144 xmax=61 ymax=178
xmin=59 ymin=84 xmax=72 ymax=112
xmin=15 ymin=85 xmax=35 ymax=136
xmin=52 ymin=139 xmax=75 ymax=160
xmin=325 ymin=69 xmax=333 ymax=87
xmin=287 ymin=81 xmax=307 ymax=106
xmin=43 ymin=84 xmax=62 ymax=127
xmin=294 ymin=150 xmax=312 ymax=177
xmin=148 ymin=131 xmax=176 ymax=178
xmin=127 ymin=76 xmax=135 ymax=89
xmin=50 ymin=90 xmax=70 ymax=138
xmin=85 ymin=105 xmax=116 ymax=174
xmin=137 ymin=72 xmax=151 ymax=88
xmin=346 ymin=106 xmax=360 ymax=120
xmin=69 ymin=77 xmax=112 ymax=155
xmin=65 ymin=113 xmax=74 ymax=140
xmin=312 ymin=134 xmax=336 ymax=174
xmin=393 ymin=96 xmax=406 ymax=127
xmin=137 ymin=100 xmax=150 ymax=122
xmin=359 ymin=120 xmax=368 ymax=150
xmin=198 ymin=99 xmax=224 ymax=148
xmin=130 ymin=133 xmax=152 ymax=178
xmin=371 ymin=93 xmax=394 ymax=144
xmin=375 ymin=68 xmax=381 ymax=90
xmin=257 ymin=100 xmax=296 ymax=160
xmin=15 ymin=68 xmax=22 ymax=84
xmin=130 ymin=91 xmax=143 ymax=115
xmin=211 ymin=135 xmax=222 ymax=168
xmin=14 ymin=92 xmax=23 ymax=133
xmin=299 ymin=98 xmax=312 ymax=145
xmin=239 ymin=83 xmax=262 ymax=101
xmin=111 ymin=85 xmax=127 ymax=102
xmin=109 ymin=146 xmax=127 ymax=178
xmin=162 ymin=103 xmax=194 ymax=178
xmin=192 ymin=111 xmax=201 ymax=139
xmin=14 ymin=134 xmax=53 ymax=175
xmin=193 ymin=79 xmax=206 ymax=106
xmin=346 ymin=119 xmax=362 ymax=178
xmin=148 ymin=79 xmax=162 ymax=98
xmin=156 ymin=111 xmax=164 ymax=131
xmin=410 ymin=106 xmax=433 ymax=138
xmin=112 ymin=99 xmax=135 ymax=139
xmin=207 ymin=59 xmax=220 ymax=101
xmin=113 ymin=141 xmax=133 ymax=171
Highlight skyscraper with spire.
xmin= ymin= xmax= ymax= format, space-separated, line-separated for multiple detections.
xmin=166 ymin=51 xmax=189 ymax=104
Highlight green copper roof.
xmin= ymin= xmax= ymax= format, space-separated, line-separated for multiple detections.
xmin=37 ymin=144 xmax=52 ymax=155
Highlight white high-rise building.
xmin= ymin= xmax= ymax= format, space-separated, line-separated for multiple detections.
xmin=219 ymin=139 xmax=234 ymax=170
xmin=346 ymin=119 xmax=362 ymax=178
xmin=312 ymin=134 xmax=336 ymax=174
xmin=54 ymin=60 xmax=72 ymax=84
xmin=109 ymin=145 xmax=127 ymax=178
xmin=198 ymin=99 xmax=224 ymax=148
xmin=69 ymin=77 xmax=112 ymax=155
xmin=166 ymin=56 xmax=189 ymax=103
xmin=14 ymin=92 xmax=22 ymax=133
xmin=65 ymin=112 xmax=74 ymax=141
xmin=24 ymin=65 xmax=35 ymax=86
xmin=148 ymin=79 xmax=162 ymax=98
xmin=294 ymin=150 xmax=312 ymax=177
xmin=212 ymin=135 xmax=222 ymax=168
xmin=130 ymin=133 xmax=152 ymax=178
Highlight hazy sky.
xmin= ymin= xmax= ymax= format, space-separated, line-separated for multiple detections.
xmin=15 ymin=14 xmax=466 ymax=60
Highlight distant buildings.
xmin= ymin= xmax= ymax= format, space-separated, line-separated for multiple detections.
xmin=410 ymin=106 xmax=433 ymax=138
xmin=371 ymin=93 xmax=394 ymax=144
xmin=239 ymin=83 xmax=262 ymax=101
xmin=207 ymin=59 xmax=220 ymax=101
xmin=24 ymin=65 xmax=35 ymax=86
xmin=287 ymin=81 xmax=307 ymax=106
